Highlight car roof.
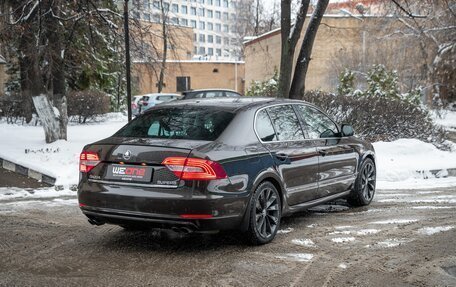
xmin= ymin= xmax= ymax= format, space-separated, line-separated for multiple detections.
xmin=182 ymin=89 xmax=240 ymax=94
xmin=156 ymin=97 xmax=311 ymax=112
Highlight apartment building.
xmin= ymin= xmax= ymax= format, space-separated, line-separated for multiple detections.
xmin=130 ymin=0 xmax=241 ymax=60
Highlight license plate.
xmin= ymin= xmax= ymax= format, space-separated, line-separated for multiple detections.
xmin=105 ymin=164 xmax=153 ymax=183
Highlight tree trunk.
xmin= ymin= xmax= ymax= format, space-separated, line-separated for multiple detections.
xmin=277 ymin=0 xmax=310 ymax=98
xmin=289 ymin=0 xmax=329 ymax=99
xmin=46 ymin=0 xmax=68 ymax=140
xmin=32 ymin=94 xmax=60 ymax=143
xmin=157 ymin=0 xmax=167 ymax=93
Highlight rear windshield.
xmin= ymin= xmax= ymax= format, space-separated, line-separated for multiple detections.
xmin=115 ymin=107 xmax=235 ymax=141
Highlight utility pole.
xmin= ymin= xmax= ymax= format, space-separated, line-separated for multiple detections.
xmin=124 ymin=0 xmax=132 ymax=122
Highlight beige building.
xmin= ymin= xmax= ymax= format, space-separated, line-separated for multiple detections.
xmin=244 ymin=16 xmax=424 ymax=93
xmin=134 ymin=60 xmax=244 ymax=94
xmin=132 ymin=21 xmax=245 ymax=95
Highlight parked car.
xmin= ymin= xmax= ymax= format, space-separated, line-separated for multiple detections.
xmin=180 ymin=89 xmax=241 ymax=100
xmin=78 ymin=98 xmax=376 ymax=245
xmin=135 ymin=93 xmax=181 ymax=115
xmin=131 ymin=95 xmax=144 ymax=116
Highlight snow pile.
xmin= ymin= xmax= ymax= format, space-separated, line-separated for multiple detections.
xmin=331 ymin=237 xmax=355 ymax=243
xmin=374 ymin=138 xmax=456 ymax=189
xmin=0 ymin=113 xmax=126 ymax=186
xmin=0 ymin=187 xmax=74 ymax=200
xmin=291 ymin=238 xmax=316 ymax=247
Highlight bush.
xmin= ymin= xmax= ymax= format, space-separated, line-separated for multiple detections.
xmin=0 ymin=93 xmax=33 ymax=124
xmin=302 ymin=90 xmax=443 ymax=143
xmin=246 ymin=70 xmax=279 ymax=97
xmin=67 ymin=90 xmax=110 ymax=123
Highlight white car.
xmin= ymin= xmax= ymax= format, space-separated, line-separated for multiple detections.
xmin=134 ymin=93 xmax=181 ymax=115
xmin=131 ymin=95 xmax=144 ymax=116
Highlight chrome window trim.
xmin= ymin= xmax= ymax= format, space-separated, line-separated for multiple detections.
xmin=253 ymin=102 xmax=342 ymax=144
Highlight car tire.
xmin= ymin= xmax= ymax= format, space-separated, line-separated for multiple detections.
xmin=348 ymin=158 xmax=376 ymax=207
xmin=245 ymin=181 xmax=281 ymax=245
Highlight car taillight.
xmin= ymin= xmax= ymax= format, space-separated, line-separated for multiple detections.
xmin=80 ymin=151 xmax=100 ymax=173
xmin=132 ymin=103 xmax=137 ymax=109
xmin=162 ymin=157 xmax=227 ymax=180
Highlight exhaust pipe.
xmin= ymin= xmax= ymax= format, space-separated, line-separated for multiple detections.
xmin=171 ymin=227 xmax=194 ymax=234
xmin=87 ymin=217 xmax=105 ymax=226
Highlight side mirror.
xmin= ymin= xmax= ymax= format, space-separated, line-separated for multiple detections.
xmin=341 ymin=124 xmax=354 ymax=137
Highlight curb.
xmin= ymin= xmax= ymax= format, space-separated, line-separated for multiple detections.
xmin=0 ymin=157 xmax=56 ymax=186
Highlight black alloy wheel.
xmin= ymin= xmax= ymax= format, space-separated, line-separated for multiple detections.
xmin=246 ymin=181 xmax=281 ymax=245
xmin=348 ymin=158 xmax=376 ymax=206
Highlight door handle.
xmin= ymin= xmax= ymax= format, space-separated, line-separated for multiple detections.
xmin=275 ymin=153 xmax=289 ymax=161
xmin=319 ymin=149 xmax=328 ymax=156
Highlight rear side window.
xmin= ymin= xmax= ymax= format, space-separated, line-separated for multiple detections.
xmin=255 ymin=110 xmax=277 ymax=142
xmin=266 ymin=105 xmax=304 ymax=141
xmin=115 ymin=108 xmax=234 ymax=141
xmin=205 ymin=91 xmax=223 ymax=98
xmin=156 ymin=95 xmax=173 ymax=101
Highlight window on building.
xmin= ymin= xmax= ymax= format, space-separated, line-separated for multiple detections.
xmin=193 ymin=33 xmax=197 ymax=41
xmin=208 ymin=35 xmax=214 ymax=43
xmin=199 ymin=0 xmax=205 ymax=3
xmin=199 ymin=34 xmax=206 ymax=42
xmin=207 ymin=22 xmax=213 ymax=30
xmin=191 ymin=7 xmax=196 ymax=15
xmin=215 ymin=23 xmax=221 ymax=32
xmin=133 ymin=11 xmax=140 ymax=19
xmin=143 ymin=13 xmax=151 ymax=21
xmin=143 ymin=0 xmax=150 ymax=9
xmin=207 ymin=9 xmax=213 ymax=18
xmin=231 ymin=38 xmax=237 ymax=45
xmin=153 ymin=1 xmax=159 ymax=9
xmin=216 ymin=48 xmax=221 ymax=56
xmin=223 ymin=37 xmax=229 ymax=45
xmin=231 ymin=13 xmax=236 ymax=20
xmin=152 ymin=13 xmax=160 ymax=22
xmin=215 ymin=0 xmax=221 ymax=6
xmin=198 ymin=8 xmax=205 ymax=16
xmin=208 ymin=48 xmax=214 ymax=55
xmin=163 ymin=2 xmax=170 ymax=11
xmin=223 ymin=24 xmax=228 ymax=32
xmin=171 ymin=17 xmax=178 ymax=24
xmin=177 ymin=76 xmax=191 ymax=92
xmin=191 ymin=20 xmax=197 ymax=28
xmin=215 ymin=11 xmax=221 ymax=19
xmin=199 ymin=47 xmax=206 ymax=55
xmin=223 ymin=12 xmax=228 ymax=20
xmin=181 ymin=18 xmax=188 ymax=26
xmin=181 ymin=5 xmax=188 ymax=14
xmin=207 ymin=0 xmax=213 ymax=5
xmin=231 ymin=25 xmax=236 ymax=33
xmin=194 ymin=46 xmax=198 ymax=54
xmin=223 ymin=0 xmax=228 ymax=8
xmin=172 ymin=3 xmax=178 ymax=13
xmin=199 ymin=21 xmax=205 ymax=30
xmin=216 ymin=35 xmax=221 ymax=44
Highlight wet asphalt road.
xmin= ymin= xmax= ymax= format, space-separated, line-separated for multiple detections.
xmin=0 ymin=184 xmax=455 ymax=286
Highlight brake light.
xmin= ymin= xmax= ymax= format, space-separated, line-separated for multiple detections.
xmin=80 ymin=151 xmax=100 ymax=173
xmin=162 ymin=157 xmax=227 ymax=180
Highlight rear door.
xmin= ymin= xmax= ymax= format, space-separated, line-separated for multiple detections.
xmin=256 ymin=105 xmax=319 ymax=206
xmin=294 ymin=104 xmax=358 ymax=197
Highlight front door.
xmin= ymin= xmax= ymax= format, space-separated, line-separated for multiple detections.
xmin=294 ymin=104 xmax=358 ymax=198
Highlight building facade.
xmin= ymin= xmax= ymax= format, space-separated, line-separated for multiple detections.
xmin=131 ymin=0 xmax=241 ymax=60
xmin=244 ymin=16 xmax=425 ymax=93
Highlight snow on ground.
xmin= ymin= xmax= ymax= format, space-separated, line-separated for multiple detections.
xmin=275 ymin=253 xmax=314 ymax=262
xmin=417 ymin=226 xmax=454 ymax=236
xmin=0 ymin=187 xmax=74 ymax=200
xmin=0 ymin=113 xmax=127 ymax=186
xmin=432 ymin=109 xmax=456 ymax=131
xmin=1 ymin=111 xmax=456 ymax=189
xmin=291 ymin=238 xmax=316 ymax=247
xmin=374 ymin=138 xmax=456 ymax=189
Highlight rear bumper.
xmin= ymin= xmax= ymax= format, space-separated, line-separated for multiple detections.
xmin=80 ymin=206 xmax=242 ymax=232
xmin=78 ymin=182 xmax=250 ymax=232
